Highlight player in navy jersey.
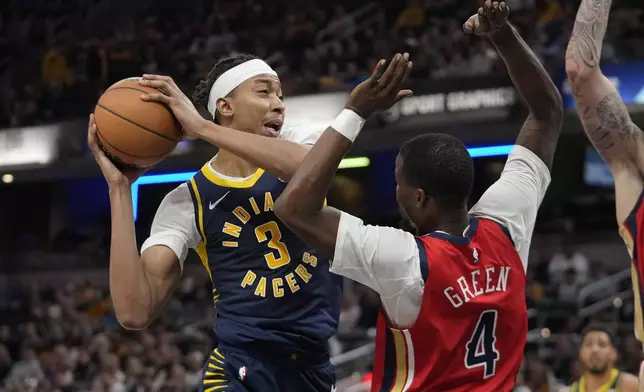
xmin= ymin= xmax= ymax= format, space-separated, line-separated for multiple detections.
xmin=88 ymin=52 xmax=410 ymax=392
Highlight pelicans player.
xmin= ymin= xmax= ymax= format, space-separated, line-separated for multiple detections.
xmin=274 ymin=3 xmax=562 ymax=391
xmin=90 ymin=55 xmax=346 ymax=392
xmin=566 ymin=0 xmax=644 ymax=387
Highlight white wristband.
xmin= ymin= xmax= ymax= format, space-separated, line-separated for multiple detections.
xmin=330 ymin=109 xmax=366 ymax=142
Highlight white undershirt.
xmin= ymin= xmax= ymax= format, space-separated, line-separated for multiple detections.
xmin=140 ymin=123 xmax=324 ymax=268
xmin=330 ymin=145 xmax=551 ymax=328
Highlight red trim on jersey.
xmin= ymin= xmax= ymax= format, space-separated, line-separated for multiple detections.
xmin=371 ymin=218 xmax=526 ymax=392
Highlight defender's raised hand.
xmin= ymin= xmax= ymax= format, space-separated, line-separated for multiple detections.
xmin=345 ymin=53 xmax=413 ymax=118
xmin=463 ymin=1 xmax=511 ymax=37
xmin=139 ymin=75 xmax=203 ymax=140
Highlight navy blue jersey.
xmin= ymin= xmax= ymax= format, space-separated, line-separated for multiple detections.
xmin=187 ymin=164 xmax=342 ymax=355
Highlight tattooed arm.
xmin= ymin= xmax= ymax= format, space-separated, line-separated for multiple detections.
xmin=565 ymin=0 xmax=644 ymax=223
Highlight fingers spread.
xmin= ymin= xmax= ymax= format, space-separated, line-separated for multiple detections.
xmin=500 ymin=2 xmax=510 ymax=19
xmin=384 ymin=54 xmax=411 ymax=96
xmin=477 ymin=7 xmax=488 ymax=31
xmin=394 ymin=89 xmax=414 ymax=104
xmin=463 ymin=15 xmax=478 ymax=33
xmin=378 ymin=53 xmax=402 ymax=87
xmin=141 ymin=93 xmax=172 ymax=104
xmin=368 ymin=59 xmax=386 ymax=85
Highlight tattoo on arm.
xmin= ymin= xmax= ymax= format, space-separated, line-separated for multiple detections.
xmin=565 ymin=0 xmax=611 ymax=71
xmin=582 ymin=92 xmax=640 ymax=161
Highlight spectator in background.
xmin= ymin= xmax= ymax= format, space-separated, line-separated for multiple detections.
xmin=0 ymin=344 xmax=11 ymax=381
xmin=549 ymin=238 xmax=589 ymax=285
xmin=557 ymin=268 xmax=581 ymax=305
xmin=516 ymin=355 xmax=562 ymax=392
xmin=394 ymin=0 xmax=425 ymax=33
xmin=526 ymin=266 xmax=545 ymax=307
xmin=41 ymin=43 xmax=69 ymax=91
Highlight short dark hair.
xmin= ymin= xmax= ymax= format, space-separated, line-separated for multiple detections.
xmin=581 ymin=324 xmax=616 ymax=347
xmin=192 ymin=53 xmax=259 ymax=123
xmin=398 ymin=133 xmax=474 ymax=209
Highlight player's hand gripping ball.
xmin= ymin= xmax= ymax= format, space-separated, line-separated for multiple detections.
xmin=463 ymin=1 xmax=511 ymax=38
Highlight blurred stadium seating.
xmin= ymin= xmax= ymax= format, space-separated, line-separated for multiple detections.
xmin=1 ymin=0 xmax=644 ymax=390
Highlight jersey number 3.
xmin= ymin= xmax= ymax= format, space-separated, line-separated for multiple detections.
xmin=255 ymin=221 xmax=291 ymax=269
xmin=465 ymin=310 xmax=499 ymax=379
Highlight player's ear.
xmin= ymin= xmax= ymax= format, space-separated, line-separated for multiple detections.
xmin=415 ymin=188 xmax=427 ymax=207
xmin=216 ymin=98 xmax=234 ymax=122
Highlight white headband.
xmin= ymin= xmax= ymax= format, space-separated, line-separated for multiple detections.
xmin=207 ymin=59 xmax=278 ymax=118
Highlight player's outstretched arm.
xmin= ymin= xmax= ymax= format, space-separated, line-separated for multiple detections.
xmin=139 ymin=75 xmax=310 ymax=181
xmin=275 ymin=54 xmax=412 ymax=256
xmin=464 ymin=1 xmax=563 ymax=170
xmin=565 ymin=0 xmax=644 ymax=223
xmin=88 ymin=115 xmax=181 ymax=330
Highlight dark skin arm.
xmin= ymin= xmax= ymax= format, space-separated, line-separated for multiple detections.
xmin=464 ymin=1 xmax=563 ymax=170
xmin=564 ymin=0 xmax=644 ymax=223
xmin=274 ymin=54 xmax=413 ymax=257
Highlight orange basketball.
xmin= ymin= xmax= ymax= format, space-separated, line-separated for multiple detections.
xmin=94 ymin=78 xmax=181 ymax=168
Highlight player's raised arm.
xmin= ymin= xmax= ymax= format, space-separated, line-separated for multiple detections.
xmin=274 ymin=54 xmax=412 ymax=258
xmin=464 ymin=2 xmax=559 ymax=268
xmin=565 ymin=0 xmax=644 ymax=223
xmin=464 ymin=1 xmax=563 ymax=170
xmin=88 ymin=116 xmax=183 ymax=330
xmin=139 ymin=74 xmax=311 ymax=182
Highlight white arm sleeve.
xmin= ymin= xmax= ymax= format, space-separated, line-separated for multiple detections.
xmin=279 ymin=123 xmax=324 ymax=145
xmin=331 ymin=212 xmax=425 ymax=327
xmin=469 ymin=145 xmax=551 ymax=270
xmin=141 ymin=183 xmax=201 ymax=270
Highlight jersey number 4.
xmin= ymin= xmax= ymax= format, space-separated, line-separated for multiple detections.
xmin=464 ymin=310 xmax=500 ymax=379
xmin=255 ymin=221 xmax=291 ymax=269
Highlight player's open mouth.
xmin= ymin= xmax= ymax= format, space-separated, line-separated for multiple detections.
xmin=263 ymin=121 xmax=282 ymax=137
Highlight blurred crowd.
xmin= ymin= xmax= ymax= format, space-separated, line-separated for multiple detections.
xmin=1 ymin=0 xmax=644 ymax=390
xmin=0 ymin=273 xmax=378 ymax=391
xmin=0 ymin=238 xmax=641 ymax=391
xmin=1 ymin=0 xmax=643 ymax=128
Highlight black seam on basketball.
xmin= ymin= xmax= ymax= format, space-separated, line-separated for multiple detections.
xmin=96 ymin=103 xmax=179 ymax=143
xmin=95 ymin=124 xmax=172 ymax=159
xmin=95 ymin=125 xmax=144 ymax=170
xmin=106 ymin=86 xmax=151 ymax=95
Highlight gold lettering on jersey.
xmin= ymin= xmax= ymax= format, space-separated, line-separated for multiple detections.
xmin=249 ymin=197 xmax=261 ymax=215
xmin=223 ymin=222 xmax=242 ymax=238
xmin=264 ymin=192 xmax=275 ymax=211
xmin=254 ymin=277 xmax=267 ymax=297
xmin=225 ymin=193 xmax=321 ymax=298
xmin=302 ymin=252 xmax=318 ymax=267
xmin=273 ymin=278 xmax=284 ymax=297
xmin=233 ymin=207 xmax=251 ymax=224
xmin=285 ymin=273 xmax=299 ymax=293
xmin=295 ymin=265 xmax=312 ymax=283
xmin=444 ymin=266 xmax=511 ymax=309
xmin=241 ymin=270 xmax=257 ymax=287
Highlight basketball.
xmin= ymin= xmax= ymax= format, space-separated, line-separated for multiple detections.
xmin=93 ymin=78 xmax=182 ymax=168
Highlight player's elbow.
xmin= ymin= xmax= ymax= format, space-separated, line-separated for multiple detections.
xmin=565 ymin=59 xmax=599 ymax=87
xmin=115 ymin=310 xmax=153 ymax=330
xmin=274 ymin=195 xmax=297 ymax=224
